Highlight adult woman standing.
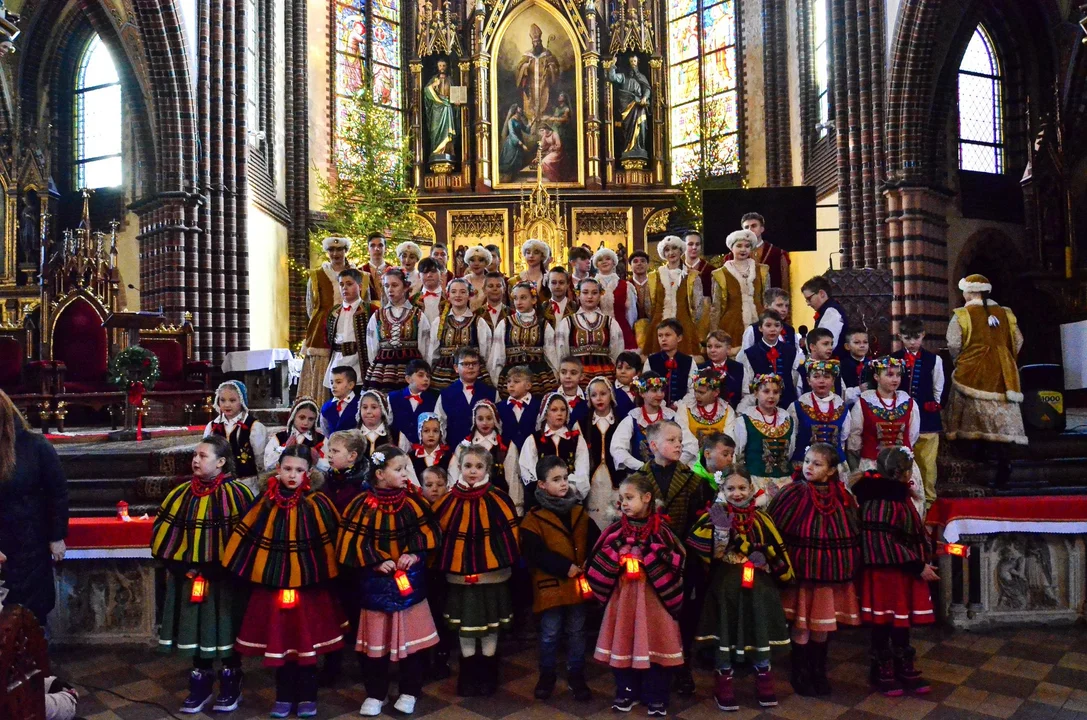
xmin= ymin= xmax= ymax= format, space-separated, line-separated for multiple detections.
xmin=945 ymin=274 xmax=1028 ymax=446
xmin=0 ymin=390 xmax=69 ymax=624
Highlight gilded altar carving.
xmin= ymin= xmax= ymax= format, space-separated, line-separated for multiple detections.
xmin=644 ymin=208 xmax=671 ymax=234
xmin=448 ymin=209 xmax=508 ymax=241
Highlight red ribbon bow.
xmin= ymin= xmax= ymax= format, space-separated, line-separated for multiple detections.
xmin=905 ymin=352 xmax=919 ymax=370
xmin=464 ymin=384 xmax=474 ymax=398
xmin=336 ymin=400 xmax=346 ymax=413
xmin=664 ymin=358 xmax=678 ymax=371
xmin=409 ymin=394 xmax=423 ymax=404
xmin=766 ymin=347 xmax=780 ymax=366
xmin=342 ymin=303 xmax=353 ymax=311
xmin=510 ymin=399 xmax=524 ymax=409
xmin=422 ymin=290 xmax=440 ymax=299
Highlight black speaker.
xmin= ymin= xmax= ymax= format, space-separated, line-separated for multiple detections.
xmin=701 ymin=186 xmax=818 ymax=255
xmin=1019 ymin=363 xmax=1065 ymax=433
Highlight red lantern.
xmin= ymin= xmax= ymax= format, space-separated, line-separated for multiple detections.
xmin=464 ymin=574 xmax=480 ymax=585
xmin=190 ymin=574 xmax=208 ymax=603
xmin=621 ymin=554 xmax=643 ymax=580
xmin=278 ymin=588 xmax=299 ymax=609
xmin=116 ymin=500 xmax=129 ymax=521
xmin=741 ymin=561 xmax=756 ymax=589
xmin=394 ymin=570 xmax=413 ymax=596
xmin=940 ymin=543 xmax=969 ymax=558
xmin=575 ymin=575 xmax=593 ymax=599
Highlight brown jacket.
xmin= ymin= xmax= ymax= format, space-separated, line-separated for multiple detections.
xmin=519 ymin=504 xmax=594 ymax=613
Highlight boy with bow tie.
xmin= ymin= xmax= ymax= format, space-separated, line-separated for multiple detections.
xmin=644 ymin=319 xmax=697 ymax=410
xmin=324 ymin=268 xmax=370 ymax=389
xmin=414 ymin=257 xmax=446 ymax=323
xmin=434 ymin=347 xmax=497 ymax=448
xmin=612 ymin=352 xmax=642 ymax=419
xmin=320 ymin=365 xmax=361 ymax=435
xmin=891 ymin=318 xmax=944 ymax=508
xmin=739 ymin=310 xmax=802 ymax=411
xmin=477 ymin=272 xmax=510 ymax=330
xmin=840 ymin=329 xmax=872 ymax=408
xmin=389 ymin=359 xmax=440 ymax=445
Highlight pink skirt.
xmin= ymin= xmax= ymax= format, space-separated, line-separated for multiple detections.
xmin=594 ymin=577 xmax=684 ymax=670
xmin=781 ymin=581 xmax=861 ymax=632
xmin=356 ymin=600 xmax=440 ymax=660
xmin=860 ymin=567 xmax=935 ymax=628
xmin=234 ymin=586 xmax=348 ymax=666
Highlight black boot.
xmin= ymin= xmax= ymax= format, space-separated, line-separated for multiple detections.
xmin=296 ymin=666 xmax=318 ymax=718
xmin=318 ymin=648 xmax=342 ymax=688
xmin=478 ymin=654 xmax=499 ymax=696
xmin=431 ymin=648 xmax=452 ymax=680
xmin=789 ymin=642 xmax=814 ymax=697
xmin=534 ymin=669 xmax=558 ymax=699
xmin=456 ymin=654 xmax=479 ymax=698
xmin=673 ymin=662 xmax=696 ymax=697
xmin=871 ymin=650 xmax=902 ymax=697
xmin=212 ymin=665 xmax=244 ymax=712
xmin=809 ymin=641 xmax=831 ymax=696
xmin=893 ymin=646 xmax=930 ymax=695
xmin=271 ymin=665 xmax=296 ymax=718
xmin=568 ymin=668 xmax=592 ymax=702
xmin=180 ymin=668 xmax=215 ymax=714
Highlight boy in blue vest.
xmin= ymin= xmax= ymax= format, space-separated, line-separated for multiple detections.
xmin=840 ymin=328 xmax=872 ymax=409
xmin=319 ymin=365 xmax=360 ymax=436
xmin=741 ymin=288 xmax=802 ymax=354
xmin=389 ymin=359 xmax=439 ymax=445
xmin=434 ymin=347 xmax=496 ymax=445
xmin=499 ymin=365 xmax=540 ymax=454
xmin=789 ymin=358 xmax=850 ymax=467
xmin=643 ymin=319 xmax=697 ymax=410
xmin=799 ymin=328 xmax=845 ymax=397
xmin=612 ymin=351 xmax=641 ymax=418
xmin=739 ymin=310 xmax=802 ymax=410
xmin=801 ymin=276 xmax=850 ymax=359
xmin=892 ymin=317 xmax=944 ymax=509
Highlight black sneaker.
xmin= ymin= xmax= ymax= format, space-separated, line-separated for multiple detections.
xmin=612 ymin=695 xmax=638 ymax=712
xmin=212 ymin=667 xmax=243 ymax=712
xmin=646 ymin=703 xmax=668 ymax=716
xmin=568 ymin=669 xmax=592 ymax=702
xmin=534 ymin=670 xmax=558 ymax=699
xmin=673 ymin=665 xmax=695 ymax=697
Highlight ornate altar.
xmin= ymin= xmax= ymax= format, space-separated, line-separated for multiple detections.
xmin=407 ymin=0 xmax=680 ymax=271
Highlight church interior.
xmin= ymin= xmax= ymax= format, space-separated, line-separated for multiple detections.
xmin=3 ymin=0 xmax=1087 ymax=718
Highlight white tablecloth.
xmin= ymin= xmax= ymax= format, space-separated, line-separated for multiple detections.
xmin=221 ymin=348 xmax=296 ymax=373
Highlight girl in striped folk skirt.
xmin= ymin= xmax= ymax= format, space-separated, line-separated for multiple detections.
xmin=221 ymin=445 xmax=346 ymax=718
xmin=364 ymin=268 xmax=433 ymax=391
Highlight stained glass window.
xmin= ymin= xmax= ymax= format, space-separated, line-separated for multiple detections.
xmin=74 ymin=35 xmax=122 ymax=189
xmin=667 ymin=0 xmax=740 ymax=184
xmin=334 ymin=0 xmax=402 ymax=160
xmin=957 ymin=25 xmax=1004 ymax=174
xmin=246 ymin=0 xmax=260 ymax=145
xmin=812 ymin=0 xmax=830 ymax=139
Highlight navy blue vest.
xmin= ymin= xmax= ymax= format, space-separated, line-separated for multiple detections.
xmin=321 ymin=394 xmax=361 ymax=435
xmin=697 ymin=360 xmax=744 ymax=409
xmin=614 ymin=387 xmax=637 ymax=418
xmin=839 ymin=356 xmax=871 ymax=391
xmin=498 ymin=395 xmax=541 ymax=450
xmin=439 ymin=380 xmax=497 ymax=446
xmin=388 ymin=387 xmax=438 ymax=445
xmin=790 ymin=397 xmax=849 ymax=463
xmin=743 ymin=340 xmax=799 ymax=408
xmin=749 ymin=320 xmax=798 ymax=350
xmin=815 ymin=298 xmax=850 ymax=359
xmin=647 ymin=352 xmax=694 ymax=406
xmin=893 ymin=349 xmax=942 ymax=433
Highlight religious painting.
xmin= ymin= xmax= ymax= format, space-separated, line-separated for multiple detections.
xmin=492 ymin=2 xmax=583 ymax=187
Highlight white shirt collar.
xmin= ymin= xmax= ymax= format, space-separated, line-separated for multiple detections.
xmin=362 ymin=423 xmax=388 ymax=439
xmin=594 ymin=411 xmax=616 ymax=425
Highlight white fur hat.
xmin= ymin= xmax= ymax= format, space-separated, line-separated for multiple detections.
xmin=521 ymin=238 xmax=551 ymax=262
xmin=464 ymin=245 xmax=493 ymax=265
xmin=396 ymin=241 xmax=422 ymax=260
xmin=726 ymin=229 xmax=758 ymax=251
xmin=657 ymin=235 xmax=684 ymax=261
xmin=322 ymin=236 xmax=352 ymax=252
xmin=958 ymin=273 xmax=992 ymax=294
xmin=592 ymin=247 xmax=619 ymax=269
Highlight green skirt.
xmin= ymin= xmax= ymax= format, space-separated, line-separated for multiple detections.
xmin=694 ymin=562 xmax=790 ymax=667
xmin=159 ymin=566 xmax=249 ymax=659
xmin=444 ymin=581 xmax=513 ymax=638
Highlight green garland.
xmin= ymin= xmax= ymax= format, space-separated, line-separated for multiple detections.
xmin=108 ymin=346 xmax=160 ymax=390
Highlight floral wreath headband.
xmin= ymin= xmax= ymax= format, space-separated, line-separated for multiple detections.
xmin=635 ymin=375 xmax=666 ymax=393
xmin=512 ymin=280 xmax=539 ymax=299
xmin=693 ymin=372 xmax=722 ymax=391
xmin=870 ymin=356 xmax=904 ymax=373
xmin=804 ymin=358 xmax=841 ymax=378
xmin=749 ymin=373 xmax=783 ymax=393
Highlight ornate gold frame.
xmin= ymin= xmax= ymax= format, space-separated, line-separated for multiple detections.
xmin=446 ymin=208 xmax=510 ymax=273
xmin=488 ymin=0 xmax=585 ymax=189
xmin=571 ymin=207 xmax=633 ymax=249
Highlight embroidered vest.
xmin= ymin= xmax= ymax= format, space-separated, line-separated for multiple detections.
xmin=893 ymin=349 xmax=942 ymax=433
xmin=505 ymin=315 xmax=548 ymax=364
xmin=376 ymin=306 xmax=423 ymax=352
xmin=790 ymin=397 xmax=848 ymax=463
xmin=211 ymin=413 xmax=259 ymax=477
xmin=533 ymin=431 xmax=581 ymax=476
xmin=411 ymin=446 xmax=451 ymax=478
xmin=740 ymin=413 xmax=793 ymax=478
xmin=858 ymin=395 xmax=914 ymax=460
xmin=569 ymin=312 xmax=611 ymax=359
xmin=579 ymin=415 xmax=619 ymax=480
xmin=436 ymin=313 xmax=479 ymax=359
xmin=647 ymin=352 xmax=694 ymax=407
xmin=744 ymin=340 xmax=799 ymax=407
xmin=683 ymin=403 xmax=730 ymax=443
xmin=325 ymin=304 xmax=370 ymax=356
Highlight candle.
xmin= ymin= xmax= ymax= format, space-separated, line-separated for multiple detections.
xmin=575 ymin=574 xmax=593 ymax=599
xmin=941 ymin=543 xmax=969 ymax=558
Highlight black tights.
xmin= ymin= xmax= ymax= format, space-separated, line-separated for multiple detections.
xmin=870 ymin=626 xmax=910 ymax=652
xmin=193 ymin=654 xmax=242 ymax=670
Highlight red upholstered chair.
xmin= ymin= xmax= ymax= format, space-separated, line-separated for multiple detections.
xmin=47 ymin=291 xmax=124 ymax=431
xmin=141 ymin=313 xmax=213 ymax=425
xmin=0 ymin=322 xmax=52 ymax=426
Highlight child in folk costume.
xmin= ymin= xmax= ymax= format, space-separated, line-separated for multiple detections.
xmin=410 ymin=412 xmax=452 ymax=480
xmin=799 ymin=329 xmax=845 ymax=397
xmin=688 ymin=468 xmax=793 ymax=711
xmin=677 ymin=368 xmax=738 ymax=445
xmin=642 ymin=235 xmax=701 ymax=357
xmin=518 ymin=393 xmax=591 ymax=512
xmin=841 ymin=329 xmax=872 ymax=408
xmin=847 ymin=357 xmax=924 ymax=517
xmin=223 ymin=446 xmax=346 ymax=719
xmin=489 ymin=281 xmax=560 ymax=398
xmin=365 ymin=268 xmax=433 ymax=391
xmin=892 ymin=317 xmax=945 ymax=509
xmin=851 ymin=447 xmax=937 ymax=697
xmin=789 ymin=359 xmax=851 ymax=469
xmin=644 ymin=319 xmax=698 ymax=409
xmin=628 ymin=250 xmax=654 ymax=350
xmin=593 ymin=247 xmax=639 ymax=351
xmin=413 ymin=257 xmax=446 ymax=323
xmin=545 ymin=268 xmax=578 ymax=328
xmin=579 ymin=376 xmax=623 ymax=530
xmin=520 ymin=456 xmax=600 ymax=702
xmin=299 ymin=235 xmax=352 ymax=402
xmin=263 ymin=396 xmax=327 ymax=473
xmin=740 ymin=310 xmax=803 ymax=410
xmin=356 ymin=390 xmax=419 ymax=485
xmin=740 ymin=288 xmax=802 ymax=354
xmin=434 ymin=347 xmax=497 ymax=449
xmin=519 ymin=238 xmax=552 ymax=300
xmin=557 ymin=357 xmax=587 ymax=417
xmin=396 ymin=241 xmax=424 ymax=296
xmin=613 ymin=351 xmax=642 ymax=419
xmin=389 ymin=361 xmax=439 ymax=445
xmin=361 ymin=233 xmax=389 ymax=305
xmin=768 ymin=443 xmax=861 ymax=698
xmin=801 ymin=276 xmax=850 ymax=360
xmin=204 ymin=380 xmax=268 ymax=479
xmin=690 ymin=432 xmax=736 ymax=493
xmin=569 ymin=245 xmax=593 ymax=291
xmin=463 ymin=245 xmax=492 ymax=311
xmin=710 ymin=230 xmax=770 ymax=358
xmin=734 ymin=374 xmax=796 ymax=506
xmin=448 ymin=400 xmax=516 ymax=496
xmin=945 ymin=273 xmax=1028 ymax=446
xmin=611 ymin=373 xmax=700 ymax=479
xmin=588 ymin=473 xmax=686 ymax=715
xmin=337 ymin=446 xmax=443 ymax=716
xmin=558 ymin=278 xmax=625 ymax=387
xmin=151 ymin=436 xmax=255 ymax=714
xmin=700 ymin=331 xmax=745 ymax=409
xmin=432 ymin=444 xmax=521 ymax=697
xmin=478 ymin=271 xmax=509 ymax=329
xmin=320 ymin=366 xmax=360 ymax=436
xmin=419 ymin=466 xmax=455 ymax=678
xmin=430 ymin=278 xmax=491 ymax=391
xmin=498 ymin=366 xmax=542 ymax=463
xmin=324 ymin=268 xmax=370 ymax=388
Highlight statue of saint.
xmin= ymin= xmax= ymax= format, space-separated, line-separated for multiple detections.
xmin=18 ymin=192 xmax=39 ymax=266
xmin=607 ymin=55 xmax=652 ymax=161
xmin=515 ymin=23 xmax=560 ymax=125
xmin=424 ymin=59 xmax=457 ymax=165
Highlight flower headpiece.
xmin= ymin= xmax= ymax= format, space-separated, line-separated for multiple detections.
xmin=512 ymin=280 xmax=539 ymax=299
xmin=869 ymin=356 xmax=904 ymax=374
xmin=804 ymin=358 xmax=841 ymax=378
xmin=371 ymin=451 xmax=387 ymax=466
xmin=635 ymin=375 xmax=666 ymax=393
xmin=748 ymin=373 xmax=783 ymax=393
xmin=693 ymin=369 xmax=722 ymax=391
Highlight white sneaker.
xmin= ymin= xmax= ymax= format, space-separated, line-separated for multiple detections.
xmin=360 ymin=697 xmax=387 ymax=716
xmin=394 ymin=694 xmax=417 ymax=714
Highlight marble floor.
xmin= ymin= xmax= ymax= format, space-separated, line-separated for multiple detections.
xmin=54 ymin=624 xmax=1087 ymax=720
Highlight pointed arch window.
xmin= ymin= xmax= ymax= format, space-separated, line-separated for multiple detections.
xmin=74 ymin=35 xmax=122 ymax=189
xmin=666 ymin=0 xmax=742 ymax=184
xmin=812 ymin=0 xmax=830 ymax=139
xmin=957 ymin=25 xmax=1004 ymax=174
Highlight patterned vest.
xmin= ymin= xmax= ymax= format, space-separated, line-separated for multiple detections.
xmin=436 ymin=313 xmax=480 ymax=360
xmin=569 ymin=312 xmax=611 ymax=359
xmin=578 ymin=414 xmax=619 ymax=479
xmin=790 ymin=397 xmax=848 ymax=463
xmin=858 ymin=395 xmax=914 ymax=460
xmin=533 ymin=431 xmax=581 ymax=476
xmin=505 ymin=314 xmax=548 ymax=365
xmin=375 ymin=306 xmax=423 ymax=353
xmin=211 ymin=413 xmax=259 ymax=477
xmin=321 ymin=394 xmax=360 ymax=435
xmin=741 ymin=413 xmax=794 ymax=479
xmin=682 ymin=402 xmax=730 ymax=443
xmin=893 ymin=349 xmax=942 ymax=433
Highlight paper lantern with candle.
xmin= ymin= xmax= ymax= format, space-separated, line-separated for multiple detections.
xmin=278 ymin=588 xmax=299 ymax=609
xmin=464 ymin=574 xmax=479 ymax=584
xmin=575 ymin=574 xmax=593 ymax=599
xmin=190 ymin=574 xmax=207 ymax=603
xmin=394 ymin=570 xmax=413 ymax=596
xmin=741 ymin=561 xmax=756 ymax=589
xmin=621 ymin=554 xmax=643 ymax=580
